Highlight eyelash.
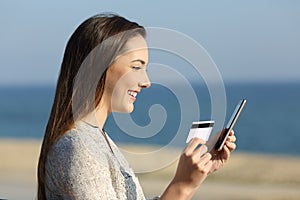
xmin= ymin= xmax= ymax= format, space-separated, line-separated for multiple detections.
xmin=132 ymin=66 xmax=142 ymax=70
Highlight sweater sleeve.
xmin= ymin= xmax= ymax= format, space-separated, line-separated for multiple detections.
xmin=45 ymin=133 xmax=119 ymax=200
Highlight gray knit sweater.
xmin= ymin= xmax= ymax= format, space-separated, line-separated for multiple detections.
xmin=45 ymin=121 xmax=158 ymax=200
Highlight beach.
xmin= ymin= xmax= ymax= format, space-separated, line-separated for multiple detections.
xmin=1 ymin=139 xmax=300 ymax=200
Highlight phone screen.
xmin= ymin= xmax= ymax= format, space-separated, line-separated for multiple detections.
xmin=214 ymin=99 xmax=246 ymax=151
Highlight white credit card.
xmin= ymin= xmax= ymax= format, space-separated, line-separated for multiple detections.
xmin=186 ymin=121 xmax=215 ymax=143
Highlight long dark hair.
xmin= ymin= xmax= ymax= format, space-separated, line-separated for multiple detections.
xmin=37 ymin=13 xmax=145 ymax=199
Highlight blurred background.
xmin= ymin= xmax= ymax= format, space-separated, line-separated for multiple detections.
xmin=0 ymin=1 xmax=299 ymax=199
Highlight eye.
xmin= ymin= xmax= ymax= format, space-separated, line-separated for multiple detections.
xmin=132 ymin=66 xmax=142 ymax=70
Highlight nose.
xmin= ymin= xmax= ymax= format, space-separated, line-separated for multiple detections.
xmin=138 ymin=81 xmax=151 ymax=89
xmin=138 ymin=72 xmax=151 ymax=89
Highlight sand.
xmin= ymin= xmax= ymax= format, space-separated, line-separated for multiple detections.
xmin=1 ymin=139 xmax=300 ymax=200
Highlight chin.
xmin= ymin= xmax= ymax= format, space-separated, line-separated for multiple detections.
xmin=127 ymin=104 xmax=134 ymax=113
xmin=113 ymin=104 xmax=134 ymax=113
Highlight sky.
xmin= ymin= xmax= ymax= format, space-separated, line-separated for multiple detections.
xmin=0 ymin=0 xmax=299 ymax=85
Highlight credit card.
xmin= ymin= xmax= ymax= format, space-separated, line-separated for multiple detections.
xmin=186 ymin=121 xmax=214 ymax=143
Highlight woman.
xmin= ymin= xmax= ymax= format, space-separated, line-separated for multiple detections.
xmin=37 ymin=13 xmax=236 ymax=200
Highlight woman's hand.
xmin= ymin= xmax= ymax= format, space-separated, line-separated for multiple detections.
xmin=160 ymin=138 xmax=212 ymax=200
xmin=208 ymin=130 xmax=236 ymax=173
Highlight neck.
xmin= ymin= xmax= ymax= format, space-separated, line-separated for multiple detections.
xmin=95 ymin=105 xmax=110 ymax=130
xmin=81 ymin=105 xmax=110 ymax=130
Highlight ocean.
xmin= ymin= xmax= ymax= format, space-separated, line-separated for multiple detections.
xmin=0 ymin=82 xmax=299 ymax=156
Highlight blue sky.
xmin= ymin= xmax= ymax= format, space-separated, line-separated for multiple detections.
xmin=0 ymin=0 xmax=299 ymax=85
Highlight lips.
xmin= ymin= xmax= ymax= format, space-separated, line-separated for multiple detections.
xmin=128 ymin=90 xmax=139 ymax=100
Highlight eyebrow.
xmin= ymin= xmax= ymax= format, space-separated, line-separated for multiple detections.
xmin=131 ymin=59 xmax=146 ymax=65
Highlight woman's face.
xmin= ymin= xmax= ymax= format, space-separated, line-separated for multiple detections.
xmin=102 ymin=35 xmax=150 ymax=113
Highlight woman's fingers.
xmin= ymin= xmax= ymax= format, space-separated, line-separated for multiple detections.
xmin=226 ymin=141 xmax=236 ymax=152
xmin=226 ymin=135 xmax=236 ymax=143
xmin=203 ymin=160 xmax=213 ymax=171
xmin=193 ymin=144 xmax=208 ymax=157
xmin=184 ymin=137 xmax=206 ymax=155
xmin=222 ymin=144 xmax=231 ymax=161
xmin=225 ymin=130 xmax=236 ymax=152
xmin=219 ymin=134 xmax=233 ymax=162
xmin=184 ymin=139 xmax=212 ymax=171
xmin=225 ymin=129 xmax=236 ymax=152
xmin=198 ymin=152 xmax=212 ymax=164
xmin=197 ymin=153 xmax=212 ymax=173
xmin=226 ymin=130 xmax=235 ymax=139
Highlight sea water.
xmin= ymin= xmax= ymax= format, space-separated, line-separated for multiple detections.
xmin=0 ymin=82 xmax=299 ymax=155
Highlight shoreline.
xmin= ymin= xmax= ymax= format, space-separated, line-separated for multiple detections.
xmin=1 ymin=139 xmax=300 ymax=199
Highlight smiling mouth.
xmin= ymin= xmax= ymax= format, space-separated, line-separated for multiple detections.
xmin=128 ymin=90 xmax=138 ymax=100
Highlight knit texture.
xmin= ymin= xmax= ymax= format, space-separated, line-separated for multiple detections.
xmin=45 ymin=121 xmax=157 ymax=200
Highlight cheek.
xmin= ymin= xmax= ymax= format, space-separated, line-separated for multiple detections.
xmin=124 ymin=72 xmax=139 ymax=86
xmin=105 ymin=69 xmax=125 ymax=93
xmin=106 ymin=73 xmax=131 ymax=102
xmin=115 ymin=71 xmax=139 ymax=90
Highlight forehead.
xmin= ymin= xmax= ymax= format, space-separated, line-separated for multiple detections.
xmin=125 ymin=35 xmax=148 ymax=51
xmin=118 ymin=35 xmax=149 ymax=63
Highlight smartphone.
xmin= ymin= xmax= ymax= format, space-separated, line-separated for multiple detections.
xmin=214 ymin=99 xmax=246 ymax=151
